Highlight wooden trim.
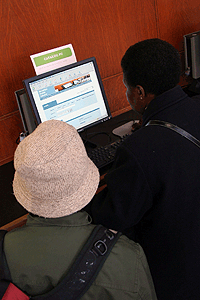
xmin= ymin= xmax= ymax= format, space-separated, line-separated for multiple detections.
xmin=96 ymin=184 xmax=107 ymax=194
xmin=0 ymin=214 xmax=28 ymax=231
xmin=0 ymin=156 xmax=14 ymax=166
xmin=0 ymin=110 xmax=20 ymax=121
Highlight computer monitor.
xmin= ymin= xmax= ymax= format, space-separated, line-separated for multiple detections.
xmin=184 ymin=30 xmax=200 ymax=79
xmin=184 ymin=30 xmax=200 ymax=93
xmin=23 ymin=57 xmax=111 ymax=132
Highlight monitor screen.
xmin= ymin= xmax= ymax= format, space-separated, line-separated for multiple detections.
xmin=23 ymin=57 xmax=111 ymax=132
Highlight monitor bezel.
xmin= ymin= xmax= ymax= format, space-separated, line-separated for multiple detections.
xmin=23 ymin=57 xmax=112 ymax=132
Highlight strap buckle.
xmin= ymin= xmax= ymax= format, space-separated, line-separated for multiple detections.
xmin=93 ymin=240 xmax=107 ymax=256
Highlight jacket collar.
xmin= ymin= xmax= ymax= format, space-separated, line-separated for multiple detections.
xmin=142 ymin=85 xmax=188 ymax=126
xmin=26 ymin=211 xmax=92 ymax=227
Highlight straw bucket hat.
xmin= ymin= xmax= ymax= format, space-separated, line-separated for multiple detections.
xmin=13 ymin=120 xmax=99 ymax=218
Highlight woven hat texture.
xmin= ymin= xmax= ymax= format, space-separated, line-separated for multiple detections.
xmin=13 ymin=120 xmax=99 ymax=218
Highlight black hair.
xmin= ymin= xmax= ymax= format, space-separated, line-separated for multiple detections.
xmin=121 ymin=38 xmax=181 ymax=96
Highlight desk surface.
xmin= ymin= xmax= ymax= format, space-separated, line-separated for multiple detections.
xmin=0 ymin=109 xmax=137 ymax=228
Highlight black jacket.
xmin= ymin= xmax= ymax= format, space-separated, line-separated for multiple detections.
xmin=87 ymin=85 xmax=200 ymax=299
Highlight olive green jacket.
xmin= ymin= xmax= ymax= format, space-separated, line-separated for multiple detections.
xmin=4 ymin=211 xmax=157 ymax=299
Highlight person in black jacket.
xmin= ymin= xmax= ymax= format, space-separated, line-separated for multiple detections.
xmin=86 ymin=38 xmax=200 ymax=299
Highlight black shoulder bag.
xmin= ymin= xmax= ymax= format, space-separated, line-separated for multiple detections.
xmin=0 ymin=225 xmax=121 ymax=300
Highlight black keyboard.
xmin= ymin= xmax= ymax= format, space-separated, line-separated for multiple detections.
xmin=87 ymin=135 xmax=129 ymax=170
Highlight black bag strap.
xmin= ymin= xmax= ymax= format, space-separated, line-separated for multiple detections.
xmin=33 ymin=225 xmax=121 ymax=300
xmin=0 ymin=226 xmax=121 ymax=300
xmin=146 ymin=120 xmax=200 ymax=149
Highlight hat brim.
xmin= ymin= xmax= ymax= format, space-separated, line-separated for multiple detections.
xmin=13 ymin=158 xmax=99 ymax=218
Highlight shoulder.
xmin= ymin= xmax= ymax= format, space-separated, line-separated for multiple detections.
xmin=102 ymin=233 xmax=148 ymax=273
xmin=114 ymin=234 xmax=146 ymax=261
xmin=94 ymin=234 xmax=155 ymax=297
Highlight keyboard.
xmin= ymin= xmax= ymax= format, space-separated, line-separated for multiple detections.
xmin=87 ymin=135 xmax=129 ymax=170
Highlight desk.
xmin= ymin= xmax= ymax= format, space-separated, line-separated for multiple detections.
xmin=0 ymin=109 xmax=137 ymax=229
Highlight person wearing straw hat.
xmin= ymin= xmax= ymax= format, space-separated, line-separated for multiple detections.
xmin=2 ymin=120 xmax=156 ymax=299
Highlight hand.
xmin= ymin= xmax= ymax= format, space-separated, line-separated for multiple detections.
xmin=131 ymin=118 xmax=142 ymax=132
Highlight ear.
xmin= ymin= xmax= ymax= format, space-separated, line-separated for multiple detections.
xmin=136 ymin=85 xmax=145 ymax=99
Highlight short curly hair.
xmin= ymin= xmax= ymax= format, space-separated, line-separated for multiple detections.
xmin=121 ymin=38 xmax=181 ymax=96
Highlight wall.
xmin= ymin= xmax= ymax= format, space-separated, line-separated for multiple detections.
xmin=0 ymin=0 xmax=200 ymax=166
